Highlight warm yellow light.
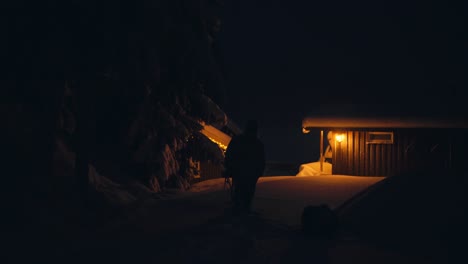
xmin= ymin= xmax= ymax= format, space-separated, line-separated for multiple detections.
xmin=207 ymin=136 xmax=228 ymax=152
xmin=302 ymin=127 xmax=310 ymax=134
xmin=335 ymin=134 xmax=344 ymax=143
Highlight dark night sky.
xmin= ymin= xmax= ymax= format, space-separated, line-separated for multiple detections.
xmin=216 ymin=0 xmax=466 ymax=164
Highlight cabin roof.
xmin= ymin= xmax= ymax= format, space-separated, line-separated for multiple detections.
xmin=200 ymin=124 xmax=232 ymax=148
xmin=302 ymin=116 xmax=468 ymax=129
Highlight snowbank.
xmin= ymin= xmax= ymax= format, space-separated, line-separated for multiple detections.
xmin=188 ymin=178 xmax=230 ymax=193
xmin=88 ymin=165 xmax=137 ymax=207
xmin=296 ymin=161 xmax=332 ymax=176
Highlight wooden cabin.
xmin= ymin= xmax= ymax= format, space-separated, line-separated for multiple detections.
xmin=302 ymin=115 xmax=468 ymax=176
xmin=191 ymin=120 xmax=241 ymax=182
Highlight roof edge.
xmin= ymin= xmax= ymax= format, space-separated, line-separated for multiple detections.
xmin=302 ymin=116 xmax=468 ymax=129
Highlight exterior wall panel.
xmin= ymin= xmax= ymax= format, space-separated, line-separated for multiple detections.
xmin=332 ymin=129 xmax=453 ymax=176
xmin=200 ymin=160 xmax=224 ymax=180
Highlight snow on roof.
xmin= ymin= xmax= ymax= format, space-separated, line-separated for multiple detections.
xmin=302 ymin=116 xmax=468 ymax=129
xmin=200 ymin=124 xmax=232 ymax=149
xmin=225 ymin=119 xmax=242 ymax=135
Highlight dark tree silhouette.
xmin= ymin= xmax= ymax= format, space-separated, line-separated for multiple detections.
xmin=2 ymin=1 xmax=231 ymax=246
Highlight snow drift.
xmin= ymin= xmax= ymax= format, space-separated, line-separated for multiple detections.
xmin=296 ymin=161 xmax=332 ymax=176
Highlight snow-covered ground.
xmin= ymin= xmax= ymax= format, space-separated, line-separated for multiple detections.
xmin=177 ymin=174 xmax=459 ymax=263
xmin=175 ymin=175 xmax=446 ymax=264
xmin=53 ymin=173 xmax=458 ymax=264
xmin=187 ymin=175 xmax=384 ymax=227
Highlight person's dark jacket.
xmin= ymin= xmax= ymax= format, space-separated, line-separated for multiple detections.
xmin=224 ymin=133 xmax=265 ymax=179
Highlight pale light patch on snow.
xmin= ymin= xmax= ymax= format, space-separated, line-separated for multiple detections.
xmin=187 ymin=175 xmax=385 ymax=227
xmin=296 ymin=161 xmax=332 ymax=176
xmin=253 ymin=175 xmax=385 ymax=226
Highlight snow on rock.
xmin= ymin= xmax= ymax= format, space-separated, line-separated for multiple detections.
xmin=296 ymin=161 xmax=332 ymax=176
xmin=88 ymin=165 xmax=137 ymax=207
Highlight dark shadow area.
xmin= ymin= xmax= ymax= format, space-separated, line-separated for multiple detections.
xmin=337 ymin=169 xmax=466 ymax=263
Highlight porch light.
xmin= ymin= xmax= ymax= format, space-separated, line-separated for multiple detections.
xmin=335 ymin=134 xmax=344 ymax=143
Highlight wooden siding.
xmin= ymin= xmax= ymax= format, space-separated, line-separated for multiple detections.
xmin=332 ymin=129 xmax=454 ymax=176
xmin=200 ymin=160 xmax=224 ymax=180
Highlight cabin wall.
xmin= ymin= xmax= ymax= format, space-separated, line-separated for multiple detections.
xmin=332 ymin=129 xmax=456 ymax=176
xmin=199 ymin=160 xmax=224 ymax=181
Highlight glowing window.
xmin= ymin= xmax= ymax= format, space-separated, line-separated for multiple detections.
xmin=366 ymin=132 xmax=394 ymax=144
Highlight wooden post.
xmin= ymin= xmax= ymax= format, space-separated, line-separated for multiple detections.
xmin=448 ymin=134 xmax=452 ymax=170
xmin=334 ymin=135 xmax=337 ymax=174
xmin=320 ymin=130 xmax=324 ymax=173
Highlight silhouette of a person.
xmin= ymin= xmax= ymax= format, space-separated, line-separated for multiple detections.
xmin=224 ymin=120 xmax=265 ymax=215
